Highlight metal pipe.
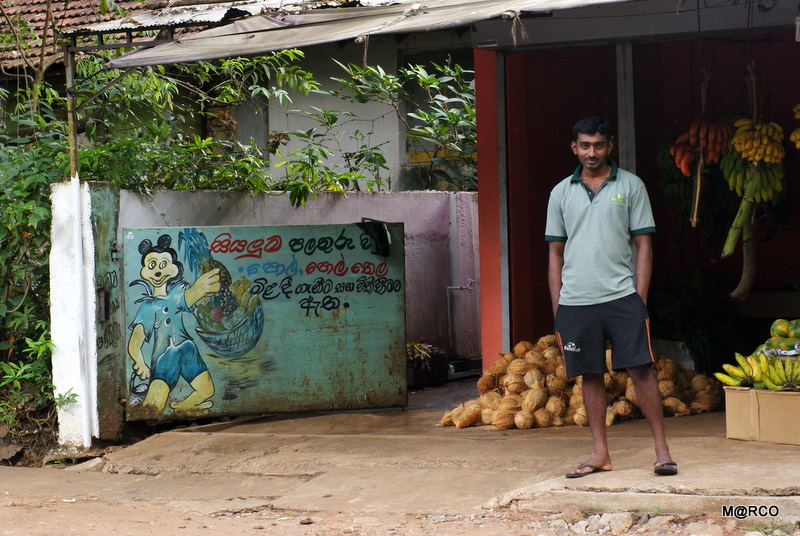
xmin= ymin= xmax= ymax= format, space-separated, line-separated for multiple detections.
xmin=446 ymin=279 xmax=475 ymax=354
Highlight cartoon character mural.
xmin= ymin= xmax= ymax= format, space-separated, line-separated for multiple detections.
xmin=127 ymin=234 xmax=221 ymax=414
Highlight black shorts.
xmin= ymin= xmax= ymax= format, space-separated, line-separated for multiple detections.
xmin=554 ymin=293 xmax=654 ymax=377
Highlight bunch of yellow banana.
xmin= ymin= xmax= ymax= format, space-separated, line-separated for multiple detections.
xmin=719 ymin=145 xmax=784 ymax=201
xmin=789 ymin=128 xmax=800 ymax=149
xmin=761 ymin=355 xmax=800 ymax=391
xmin=714 ymin=352 xmax=767 ymax=387
xmin=789 ymin=104 xmax=800 ymax=149
xmin=731 ymin=117 xmax=786 ymax=164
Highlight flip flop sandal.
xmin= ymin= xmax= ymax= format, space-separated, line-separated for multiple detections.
xmin=566 ymin=464 xmax=611 ymax=479
xmin=654 ymin=461 xmax=678 ymax=476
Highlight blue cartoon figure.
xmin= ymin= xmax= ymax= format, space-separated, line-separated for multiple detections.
xmin=127 ymin=234 xmax=220 ymax=414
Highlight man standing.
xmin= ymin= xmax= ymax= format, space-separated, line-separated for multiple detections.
xmin=545 ymin=116 xmax=676 ymax=478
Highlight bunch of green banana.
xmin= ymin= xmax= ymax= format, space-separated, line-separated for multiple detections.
xmin=714 ymin=352 xmax=767 ymax=387
xmin=719 ymin=143 xmax=784 ymax=201
xmin=657 ymin=140 xmax=693 ymax=217
xmin=761 ymin=355 xmax=800 ymax=391
xmin=731 ymin=117 xmax=786 ymax=164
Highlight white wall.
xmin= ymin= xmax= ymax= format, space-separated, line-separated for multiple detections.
xmin=50 ymin=179 xmax=99 ymax=448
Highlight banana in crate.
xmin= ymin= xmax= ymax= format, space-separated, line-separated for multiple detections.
xmin=715 ymin=318 xmax=800 ymax=391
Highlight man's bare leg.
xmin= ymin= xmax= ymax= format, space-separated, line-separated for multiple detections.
xmin=627 ymin=364 xmax=672 ymax=466
xmin=567 ymin=372 xmax=613 ymax=476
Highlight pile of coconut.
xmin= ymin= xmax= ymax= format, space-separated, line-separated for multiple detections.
xmin=441 ymin=335 xmax=723 ymax=430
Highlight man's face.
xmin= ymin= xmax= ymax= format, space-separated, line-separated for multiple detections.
xmin=571 ymin=132 xmax=613 ymax=172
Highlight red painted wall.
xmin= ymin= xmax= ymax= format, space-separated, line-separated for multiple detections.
xmin=505 ymin=46 xmax=618 ymax=347
xmin=475 ymin=48 xmax=505 ymax=368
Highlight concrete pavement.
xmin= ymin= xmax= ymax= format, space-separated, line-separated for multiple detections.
xmin=2 ymin=379 xmax=799 ymax=525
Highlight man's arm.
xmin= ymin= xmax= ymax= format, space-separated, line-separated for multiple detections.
xmin=633 ymin=233 xmax=653 ymax=303
xmin=548 ymin=241 xmax=565 ymax=317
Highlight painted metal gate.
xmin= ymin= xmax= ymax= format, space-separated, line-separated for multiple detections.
xmin=121 ymin=222 xmax=406 ymax=421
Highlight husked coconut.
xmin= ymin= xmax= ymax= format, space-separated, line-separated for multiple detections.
xmin=479 ymin=391 xmax=503 ymax=409
xmin=656 ymin=358 xmax=680 ymax=381
xmin=523 ymin=368 xmax=545 ymax=389
xmin=501 ymin=352 xmax=517 ymax=364
xmin=690 ymin=389 xmax=720 ymax=413
xmin=545 ymin=394 xmax=566 ymax=417
xmin=658 ymin=379 xmax=676 ymax=398
xmin=513 ymin=340 xmax=535 ymax=357
xmin=455 ymin=403 xmax=483 ymax=428
xmin=487 ymin=360 xmax=507 ymax=377
xmin=507 ymin=358 xmax=532 ymax=376
xmin=477 ymin=374 xmax=496 ymax=393
xmin=605 ymin=405 xmax=616 ymax=426
xmin=514 ymin=409 xmax=535 ymax=429
xmin=662 ymin=396 xmax=691 ymax=416
xmin=498 ymin=393 xmax=523 ymax=411
xmin=533 ymin=408 xmax=554 ymax=428
xmin=543 ymin=346 xmax=561 ymax=361
xmin=564 ymin=406 xmax=577 ymax=425
xmin=539 ymin=334 xmax=558 ymax=347
xmin=491 ymin=408 xmax=517 ymax=429
xmin=484 ymin=359 xmax=508 ymax=378
xmin=690 ymin=374 xmax=711 ymax=393
xmin=612 ymin=398 xmax=634 ymax=419
xmin=625 ymin=377 xmax=639 ymax=407
xmin=546 ymin=373 xmax=568 ymax=394
xmin=441 ymin=404 xmax=464 ymax=426
xmin=522 ymin=387 xmax=548 ymax=413
xmin=524 ymin=349 xmax=545 ymax=367
xmin=573 ymin=406 xmax=588 ymax=426
xmin=480 ymin=407 xmax=496 ymax=425
xmin=501 ymin=373 xmax=527 ymax=394
xmin=568 ymin=391 xmax=584 ymax=410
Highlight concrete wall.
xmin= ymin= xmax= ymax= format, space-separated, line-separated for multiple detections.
xmin=51 ymin=185 xmax=480 ymax=446
xmin=118 ymin=189 xmax=481 ymax=356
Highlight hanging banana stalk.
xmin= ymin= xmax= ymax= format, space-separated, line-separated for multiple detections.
xmin=689 ymin=153 xmax=705 ymax=227
xmin=689 ymin=72 xmax=711 ymax=228
xmin=721 ymin=161 xmax=757 ymax=258
xmin=729 ymin=201 xmax=756 ymax=300
xmin=719 ymin=63 xmax=784 ymax=300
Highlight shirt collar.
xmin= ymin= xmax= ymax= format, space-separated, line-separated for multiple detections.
xmin=570 ymin=160 xmax=618 ymax=182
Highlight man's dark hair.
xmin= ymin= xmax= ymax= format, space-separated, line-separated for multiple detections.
xmin=572 ymin=116 xmax=611 ymax=141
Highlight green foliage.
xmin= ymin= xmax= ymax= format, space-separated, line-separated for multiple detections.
xmin=273 ymin=108 xmax=389 ymax=206
xmin=328 ymin=58 xmax=476 ymax=191
xmin=0 ymin=329 xmax=74 ymax=442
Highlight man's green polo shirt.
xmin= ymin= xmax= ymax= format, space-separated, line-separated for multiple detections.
xmin=545 ymin=161 xmax=655 ymax=306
